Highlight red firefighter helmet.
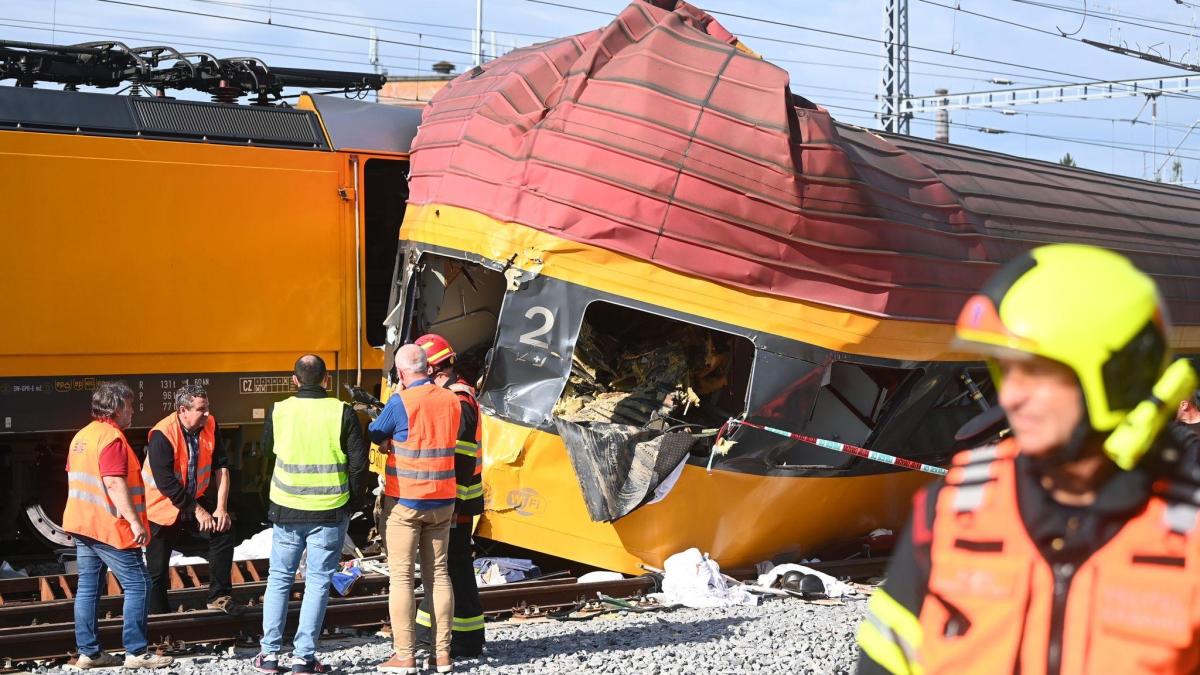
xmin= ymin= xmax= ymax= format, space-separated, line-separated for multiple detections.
xmin=414 ymin=333 xmax=456 ymax=367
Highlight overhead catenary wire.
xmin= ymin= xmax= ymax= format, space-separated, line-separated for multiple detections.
xmin=2 ymin=17 xmax=474 ymax=70
xmin=1007 ymin=0 xmax=1200 ymax=38
xmin=93 ymin=0 xmax=488 ymax=59
xmin=188 ymin=0 xmax=561 ymax=41
xmin=0 ymin=20 xmax=442 ymax=75
xmin=822 ymin=102 xmax=1200 ymax=162
xmin=694 ymin=2 xmax=1198 ymax=86
xmin=527 ymin=0 xmax=1200 ymax=102
xmin=767 ymin=56 xmax=1026 ymax=84
xmin=187 ymin=0 xmax=510 ymax=49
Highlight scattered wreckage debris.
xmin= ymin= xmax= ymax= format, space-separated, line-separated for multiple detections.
xmin=553 ymin=306 xmax=750 ymax=522
xmin=553 ymin=316 xmax=740 ymax=429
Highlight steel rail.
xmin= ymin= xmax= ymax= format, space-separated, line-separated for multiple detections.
xmin=0 ymin=576 xmax=650 ymax=663
xmin=0 ymin=557 xmax=889 ymax=663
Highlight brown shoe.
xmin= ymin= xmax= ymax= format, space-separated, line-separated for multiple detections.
xmin=73 ymin=651 xmax=119 ymax=669
xmin=377 ymin=654 xmax=417 ymax=674
xmin=206 ymin=595 xmax=246 ymax=616
xmin=435 ymin=652 xmax=452 ymax=674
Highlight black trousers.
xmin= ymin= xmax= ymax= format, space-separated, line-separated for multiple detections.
xmin=416 ymin=521 xmax=485 ymax=656
xmin=145 ymin=518 xmax=237 ymax=614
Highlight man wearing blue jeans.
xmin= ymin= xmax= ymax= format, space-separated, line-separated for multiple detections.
xmin=255 ymin=355 xmax=368 ymax=674
xmin=66 ymin=382 xmax=173 ymax=669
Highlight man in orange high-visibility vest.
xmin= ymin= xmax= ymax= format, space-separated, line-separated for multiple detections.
xmin=65 ymin=382 xmax=174 ymax=670
xmin=371 ymin=343 xmax=461 ymax=675
xmin=142 ymin=384 xmax=240 ymax=616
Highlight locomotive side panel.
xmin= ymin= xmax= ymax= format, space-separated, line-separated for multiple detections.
xmin=0 ymin=130 xmax=349 ymax=433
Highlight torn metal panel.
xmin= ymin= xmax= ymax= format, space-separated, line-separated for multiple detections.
xmin=478 ymin=274 xmax=589 ymax=427
xmin=554 ymin=420 xmax=699 ymax=522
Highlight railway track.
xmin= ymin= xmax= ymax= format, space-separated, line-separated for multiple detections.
xmin=0 ymin=557 xmax=889 ymax=666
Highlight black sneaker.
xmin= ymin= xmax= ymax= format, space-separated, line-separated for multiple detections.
xmin=292 ymin=656 xmax=333 ymax=673
xmin=254 ymin=653 xmax=284 ymax=673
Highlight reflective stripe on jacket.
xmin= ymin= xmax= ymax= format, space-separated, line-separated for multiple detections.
xmin=269 ymin=396 xmax=349 ymax=511
xmin=869 ymin=437 xmax=1200 ymax=675
xmin=142 ymin=414 xmax=216 ymax=526
xmin=384 ymin=383 xmax=460 ymax=500
xmin=449 ymin=380 xmax=484 ymax=513
xmin=63 ymin=420 xmax=149 ymax=549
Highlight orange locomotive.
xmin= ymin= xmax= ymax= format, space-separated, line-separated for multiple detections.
xmin=0 ymin=40 xmax=421 ymax=545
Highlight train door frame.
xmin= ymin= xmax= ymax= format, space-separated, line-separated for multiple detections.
xmin=343 ymin=150 xmax=410 ymax=399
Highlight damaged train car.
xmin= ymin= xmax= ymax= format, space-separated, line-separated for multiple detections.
xmin=382 ymin=0 xmax=1200 ymax=574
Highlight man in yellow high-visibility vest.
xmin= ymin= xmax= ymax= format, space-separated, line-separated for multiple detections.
xmin=253 ymin=355 xmax=368 ymax=675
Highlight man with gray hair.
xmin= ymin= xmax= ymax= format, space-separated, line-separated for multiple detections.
xmin=142 ymin=384 xmax=239 ymax=616
xmin=371 ymin=343 xmax=461 ymax=674
xmin=65 ymin=381 xmax=173 ymax=669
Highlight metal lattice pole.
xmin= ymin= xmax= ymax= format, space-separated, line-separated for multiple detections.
xmin=880 ymin=0 xmax=910 ymax=134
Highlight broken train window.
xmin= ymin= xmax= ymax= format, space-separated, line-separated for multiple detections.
xmin=807 ymin=362 xmax=910 ymax=449
xmin=553 ymin=301 xmax=754 ymax=430
xmin=402 ymin=252 xmax=506 ymax=388
xmin=551 ymin=301 xmax=755 ymax=522
xmin=771 ymin=361 xmax=994 ymax=471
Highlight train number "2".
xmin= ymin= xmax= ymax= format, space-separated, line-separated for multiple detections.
xmin=518 ymin=306 xmax=555 ymax=349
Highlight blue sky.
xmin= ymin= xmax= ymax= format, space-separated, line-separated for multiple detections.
xmin=7 ymin=1 xmax=1200 ymax=184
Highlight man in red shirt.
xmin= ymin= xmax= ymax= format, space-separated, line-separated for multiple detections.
xmin=65 ymin=382 xmax=173 ymax=670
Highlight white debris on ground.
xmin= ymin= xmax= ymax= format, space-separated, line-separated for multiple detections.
xmin=31 ymin=593 xmax=870 ymax=675
xmin=0 ymin=561 xmax=28 ymax=578
xmin=473 ymin=557 xmax=540 ymax=586
xmin=167 ymin=528 xmax=361 ymax=568
xmin=649 ymin=548 xmax=758 ymax=609
xmin=168 ymin=528 xmax=275 ymax=567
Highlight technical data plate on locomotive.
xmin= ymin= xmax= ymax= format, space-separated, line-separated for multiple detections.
xmin=0 ymin=371 xmax=299 ymax=434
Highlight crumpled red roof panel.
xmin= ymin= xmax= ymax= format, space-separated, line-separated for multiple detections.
xmin=407 ymin=0 xmax=1200 ymax=325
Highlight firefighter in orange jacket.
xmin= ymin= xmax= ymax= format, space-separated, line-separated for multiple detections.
xmin=413 ymin=334 xmax=486 ymax=658
xmin=142 ymin=384 xmax=240 ymax=616
xmin=856 ymin=244 xmax=1200 ymax=675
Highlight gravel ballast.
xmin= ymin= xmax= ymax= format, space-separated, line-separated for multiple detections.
xmin=33 ymin=594 xmax=868 ymax=674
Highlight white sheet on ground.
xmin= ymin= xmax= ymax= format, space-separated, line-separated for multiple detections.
xmin=233 ymin=528 xmax=275 ymax=561
xmin=577 ymin=570 xmax=624 ymax=584
xmin=168 ymin=550 xmax=207 ymax=567
xmin=647 ymin=548 xmax=758 ymax=608
xmin=755 ymin=563 xmax=858 ymax=598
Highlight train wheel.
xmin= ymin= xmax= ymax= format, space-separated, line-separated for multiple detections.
xmin=23 ymin=503 xmax=73 ymax=548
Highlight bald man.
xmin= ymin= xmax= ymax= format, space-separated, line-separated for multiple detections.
xmin=371 ymin=344 xmax=462 ymax=674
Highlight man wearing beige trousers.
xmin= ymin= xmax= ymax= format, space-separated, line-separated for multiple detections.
xmin=369 ymin=344 xmax=461 ymax=674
